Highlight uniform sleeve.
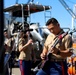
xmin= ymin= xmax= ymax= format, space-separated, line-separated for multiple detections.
xmin=64 ymin=34 xmax=73 ymax=49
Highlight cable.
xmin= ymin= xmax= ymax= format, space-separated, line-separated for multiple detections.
xmin=65 ymin=0 xmax=76 ymax=5
xmin=27 ymin=0 xmax=31 ymax=4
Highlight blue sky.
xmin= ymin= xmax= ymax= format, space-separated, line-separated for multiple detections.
xmin=4 ymin=0 xmax=76 ymax=29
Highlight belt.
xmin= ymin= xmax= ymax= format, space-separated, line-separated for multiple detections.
xmin=50 ymin=59 xmax=66 ymax=62
xmin=5 ymin=52 xmax=10 ymax=54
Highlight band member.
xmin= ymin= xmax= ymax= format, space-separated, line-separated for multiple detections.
xmin=18 ymin=24 xmax=35 ymax=75
xmin=36 ymin=18 xmax=73 ymax=75
xmin=4 ymin=29 xmax=14 ymax=75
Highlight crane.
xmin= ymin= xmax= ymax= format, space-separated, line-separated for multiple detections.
xmin=59 ymin=0 xmax=76 ymax=19
xmin=59 ymin=0 xmax=76 ymax=30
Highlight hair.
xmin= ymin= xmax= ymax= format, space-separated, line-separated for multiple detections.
xmin=4 ymin=28 xmax=8 ymax=32
xmin=46 ymin=18 xmax=59 ymax=26
xmin=24 ymin=22 xmax=29 ymax=28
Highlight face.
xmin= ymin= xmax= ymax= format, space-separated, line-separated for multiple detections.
xmin=24 ymin=27 xmax=30 ymax=37
xmin=19 ymin=31 xmax=24 ymax=38
xmin=47 ymin=23 xmax=60 ymax=35
xmin=21 ymin=31 xmax=31 ymax=39
xmin=4 ymin=31 xmax=8 ymax=37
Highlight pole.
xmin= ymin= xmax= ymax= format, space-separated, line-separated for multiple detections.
xmin=0 ymin=0 xmax=5 ymax=74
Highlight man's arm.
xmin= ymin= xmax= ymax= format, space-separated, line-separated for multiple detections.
xmin=52 ymin=34 xmax=73 ymax=58
xmin=40 ymin=46 xmax=48 ymax=60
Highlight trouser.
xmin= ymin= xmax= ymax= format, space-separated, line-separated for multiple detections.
xmin=36 ymin=60 xmax=68 ymax=75
xmin=4 ymin=54 xmax=10 ymax=75
xmin=18 ymin=60 xmax=32 ymax=75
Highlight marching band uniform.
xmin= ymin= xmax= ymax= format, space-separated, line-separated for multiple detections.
xmin=18 ymin=31 xmax=34 ymax=75
xmin=36 ymin=18 xmax=73 ymax=75
xmin=4 ymin=29 xmax=14 ymax=75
